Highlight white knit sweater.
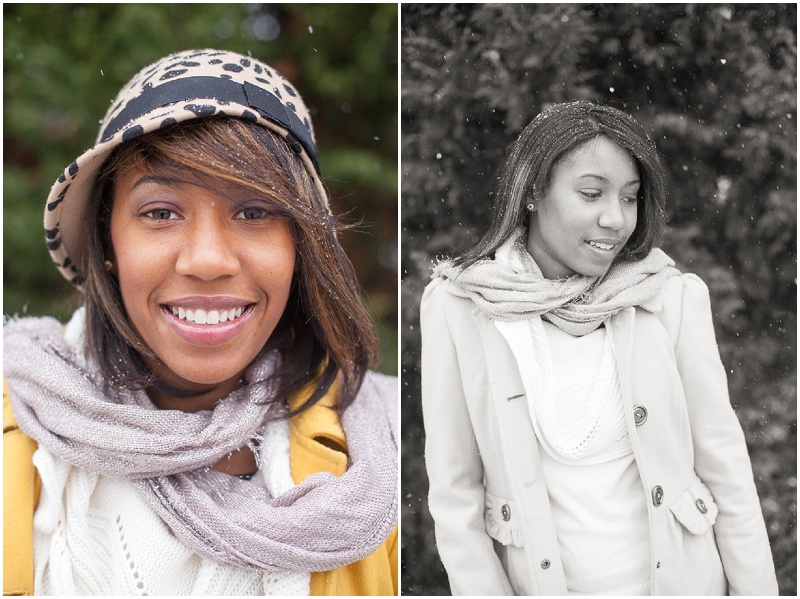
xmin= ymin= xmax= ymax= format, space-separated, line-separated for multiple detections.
xmin=531 ymin=321 xmax=650 ymax=596
xmin=32 ymin=417 xmax=311 ymax=596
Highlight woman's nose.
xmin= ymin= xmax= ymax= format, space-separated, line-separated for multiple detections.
xmin=598 ymin=196 xmax=626 ymax=230
xmin=174 ymin=218 xmax=241 ymax=280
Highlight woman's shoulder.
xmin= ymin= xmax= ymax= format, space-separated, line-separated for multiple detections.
xmin=3 ymin=314 xmax=63 ymax=340
xmin=354 ymin=371 xmax=398 ymax=443
xmin=655 ymin=272 xmax=715 ymax=339
xmin=356 ymin=371 xmax=398 ymax=416
xmin=659 ymin=271 xmax=712 ymax=310
xmin=5 ymin=310 xmax=91 ymax=381
xmin=360 ymin=370 xmax=397 ymax=402
xmin=4 ymin=315 xmax=69 ymax=384
xmin=4 ymin=309 xmax=84 ymax=346
xmin=421 ymin=275 xmax=476 ymax=317
xmin=421 ymin=275 xmax=449 ymax=300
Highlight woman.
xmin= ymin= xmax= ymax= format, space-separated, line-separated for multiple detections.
xmin=4 ymin=49 xmax=397 ymax=596
xmin=420 ymin=102 xmax=777 ymax=595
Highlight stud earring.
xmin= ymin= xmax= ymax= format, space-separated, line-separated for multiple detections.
xmin=526 ymin=202 xmax=536 ymax=212
xmin=104 ymin=260 xmax=114 ymax=272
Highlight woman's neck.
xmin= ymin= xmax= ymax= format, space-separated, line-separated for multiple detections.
xmin=143 ymin=358 xmax=244 ymax=412
xmin=211 ymin=444 xmax=260 ymax=477
xmin=146 ymin=378 xmax=239 ymax=412
xmin=525 ymin=227 xmax=575 ymax=280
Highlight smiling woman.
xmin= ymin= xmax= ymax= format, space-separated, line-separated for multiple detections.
xmin=4 ymin=49 xmax=397 ymax=596
xmin=420 ymin=101 xmax=777 ymax=595
xmin=525 ymin=137 xmax=641 ymax=280
xmin=107 ymin=162 xmax=297 ymax=411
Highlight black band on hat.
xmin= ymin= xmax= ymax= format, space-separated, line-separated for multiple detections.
xmin=100 ymin=76 xmax=321 ymax=175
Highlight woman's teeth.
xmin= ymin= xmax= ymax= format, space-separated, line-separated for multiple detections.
xmin=587 ymin=241 xmax=615 ymax=251
xmin=169 ymin=306 xmax=245 ymax=325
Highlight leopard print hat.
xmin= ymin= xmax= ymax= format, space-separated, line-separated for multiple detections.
xmin=44 ymin=48 xmax=326 ymax=287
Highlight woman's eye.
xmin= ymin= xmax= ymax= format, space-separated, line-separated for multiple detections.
xmin=235 ymin=206 xmax=272 ymax=220
xmin=143 ymin=208 xmax=179 ymax=220
xmin=623 ymin=196 xmax=639 ymax=204
xmin=580 ymin=191 xmax=601 ymax=200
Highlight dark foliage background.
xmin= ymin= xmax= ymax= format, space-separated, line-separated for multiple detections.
xmin=4 ymin=3 xmax=398 ymax=374
xmin=401 ymin=4 xmax=796 ymax=595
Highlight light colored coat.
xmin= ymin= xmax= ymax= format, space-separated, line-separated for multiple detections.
xmin=420 ymin=273 xmax=777 ymax=596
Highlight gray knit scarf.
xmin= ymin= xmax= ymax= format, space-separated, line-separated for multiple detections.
xmin=3 ymin=315 xmax=397 ymax=572
xmin=434 ymin=228 xmax=680 ymax=336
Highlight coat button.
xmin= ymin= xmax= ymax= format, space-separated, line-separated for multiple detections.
xmin=541 ymin=558 xmax=551 ymax=569
xmin=695 ymin=498 xmax=708 ymax=514
xmin=652 ymin=485 xmax=664 ymax=506
xmin=633 ymin=405 xmax=648 ymax=426
xmin=501 ymin=504 xmax=511 ymax=522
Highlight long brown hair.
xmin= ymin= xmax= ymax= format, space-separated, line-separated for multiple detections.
xmin=83 ymin=117 xmax=380 ymax=413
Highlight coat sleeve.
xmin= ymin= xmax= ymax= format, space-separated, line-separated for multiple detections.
xmin=4 ymin=378 xmax=38 ymax=596
xmin=420 ymin=279 xmax=515 ymax=596
xmin=673 ymin=274 xmax=778 ymax=595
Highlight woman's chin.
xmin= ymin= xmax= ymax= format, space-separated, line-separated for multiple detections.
xmin=169 ymin=371 xmax=239 ymax=390
xmin=581 ymin=267 xmax=613 ymax=279
xmin=150 ymin=360 xmax=244 ymax=392
xmin=573 ymin=253 xmax=620 ymax=278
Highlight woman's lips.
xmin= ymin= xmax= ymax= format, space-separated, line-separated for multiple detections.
xmin=161 ymin=304 xmax=255 ymax=346
xmin=585 ymin=237 xmax=622 ymax=253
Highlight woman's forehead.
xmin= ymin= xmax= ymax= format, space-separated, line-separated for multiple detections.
xmin=115 ymin=162 xmax=264 ymax=201
xmin=554 ymin=137 xmax=639 ymax=181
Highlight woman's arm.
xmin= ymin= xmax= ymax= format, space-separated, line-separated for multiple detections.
xmin=673 ymin=274 xmax=778 ymax=595
xmin=420 ymin=280 xmax=515 ymax=595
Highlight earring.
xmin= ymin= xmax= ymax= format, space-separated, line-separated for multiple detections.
xmin=526 ymin=202 xmax=536 ymax=212
xmin=104 ymin=260 xmax=114 ymax=272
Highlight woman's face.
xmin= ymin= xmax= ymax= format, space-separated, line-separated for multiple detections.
xmin=110 ymin=165 xmax=296 ymax=395
xmin=527 ymin=136 xmax=640 ymax=279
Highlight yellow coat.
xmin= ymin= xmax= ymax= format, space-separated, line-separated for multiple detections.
xmin=3 ymin=379 xmax=398 ymax=596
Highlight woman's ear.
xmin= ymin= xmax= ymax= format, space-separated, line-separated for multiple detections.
xmin=104 ymin=248 xmax=117 ymax=275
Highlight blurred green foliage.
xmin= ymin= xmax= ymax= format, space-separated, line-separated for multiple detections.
xmin=3 ymin=3 xmax=398 ymax=374
xmin=401 ymin=4 xmax=795 ymax=594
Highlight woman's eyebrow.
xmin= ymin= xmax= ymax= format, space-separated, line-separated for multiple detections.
xmin=578 ymin=173 xmax=640 ymax=187
xmin=129 ymin=174 xmax=188 ymax=191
